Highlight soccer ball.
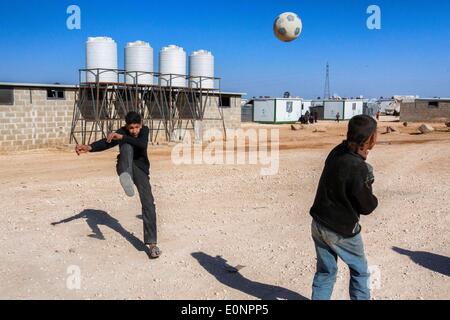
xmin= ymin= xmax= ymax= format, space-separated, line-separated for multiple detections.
xmin=273 ymin=12 xmax=303 ymax=42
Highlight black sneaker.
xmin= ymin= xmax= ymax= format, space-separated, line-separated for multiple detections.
xmin=148 ymin=245 xmax=162 ymax=259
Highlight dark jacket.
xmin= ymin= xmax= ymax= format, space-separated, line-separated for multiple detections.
xmin=89 ymin=126 xmax=150 ymax=175
xmin=310 ymin=142 xmax=378 ymax=237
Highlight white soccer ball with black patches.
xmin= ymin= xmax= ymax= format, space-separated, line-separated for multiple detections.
xmin=273 ymin=12 xmax=303 ymax=42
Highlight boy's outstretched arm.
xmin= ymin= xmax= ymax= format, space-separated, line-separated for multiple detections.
xmin=75 ymin=144 xmax=91 ymax=155
xmin=75 ymin=137 xmax=119 ymax=155
xmin=89 ymin=138 xmax=120 ymax=152
xmin=349 ymin=166 xmax=379 ymax=216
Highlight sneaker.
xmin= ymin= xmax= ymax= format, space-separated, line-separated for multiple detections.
xmin=119 ymin=172 xmax=135 ymax=197
xmin=148 ymin=245 xmax=162 ymax=259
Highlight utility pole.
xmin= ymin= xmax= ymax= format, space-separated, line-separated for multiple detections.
xmin=324 ymin=62 xmax=331 ymax=100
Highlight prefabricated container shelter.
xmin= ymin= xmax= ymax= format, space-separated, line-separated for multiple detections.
xmin=253 ymin=98 xmax=302 ymax=124
xmin=323 ymin=99 xmax=364 ymax=120
xmin=301 ymin=100 xmax=312 ymax=116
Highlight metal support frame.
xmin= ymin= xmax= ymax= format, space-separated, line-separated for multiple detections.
xmin=70 ymin=69 xmax=226 ymax=145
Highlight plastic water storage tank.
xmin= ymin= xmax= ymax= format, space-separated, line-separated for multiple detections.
xmin=86 ymin=37 xmax=118 ymax=83
xmin=125 ymin=41 xmax=153 ymax=85
xmin=159 ymin=45 xmax=186 ymax=87
xmin=189 ymin=50 xmax=215 ymax=89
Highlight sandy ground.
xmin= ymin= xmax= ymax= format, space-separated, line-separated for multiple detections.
xmin=0 ymin=118 xmax=449 ymax=300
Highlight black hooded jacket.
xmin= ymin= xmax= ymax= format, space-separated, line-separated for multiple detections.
xmin=89 ymin=126 xmax=150 ymax=175
xmin=310 ymin=142 xmax=378 ymax=238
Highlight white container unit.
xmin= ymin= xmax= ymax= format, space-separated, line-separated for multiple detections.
xmin=125 ymin=41 xmax=154 ymax=85
xmin=323 ymin=100 xmax=364 ymax=120
xmin=253 ymin=98 xmax=302 ymax=123
xmin=302 ymin=100 xmax=312 ymax=116
xmin=159 ymin=45 xmax=187 ymax=87
xmin=311 ymin=100 xmax=324 ymax=107
xmin=189 ymin=50 xmax=214 ymax=89
xmin=86 ymin=37 xmax=118 ymax=83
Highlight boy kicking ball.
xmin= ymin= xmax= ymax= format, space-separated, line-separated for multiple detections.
xmin=310 ymin=115 xmax=378 ymax=300
xmin=75 ymin=111 xmax=161 ymax=259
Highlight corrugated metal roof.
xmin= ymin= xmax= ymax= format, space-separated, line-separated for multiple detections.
xmin=215 ymin=91 xmax=246 ymax=96
xmin=0 ymin=82 xmax=246 ymax=96
xmin=322 ymin=99 xmax=366 ymax=102
xmin=416 ymin=98 xmax=450 ymax=102
xmin=253 ymin=97 xmax=302 ymax=101
xmin=0 ymin=82 xmax=78 ymax=89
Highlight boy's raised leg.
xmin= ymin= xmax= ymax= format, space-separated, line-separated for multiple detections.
xmin=117 ymin=143 xmax=135 ymax=197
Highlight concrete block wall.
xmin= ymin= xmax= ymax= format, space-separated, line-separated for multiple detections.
xmin=0 ymin=88 xmax=76 ymax=152
xmin=0 ymin=87 xmax=243 ymax=151
xmin=401 ymin=101 xmax=450 ymax=122
xmin=202 ymin=96 xmax=242 ymax=134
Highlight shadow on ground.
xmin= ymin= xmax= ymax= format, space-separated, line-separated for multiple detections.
xmin=52 ymin=209 xmax=149 ymax=255
xmin=192 ymin=252 xmax=308 ymax=300
xmin=392 ymin=246 xmax=450 ymax=277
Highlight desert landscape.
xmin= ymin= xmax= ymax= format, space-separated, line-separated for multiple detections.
xmin=0 ymin=118 xmax=449 ymax=300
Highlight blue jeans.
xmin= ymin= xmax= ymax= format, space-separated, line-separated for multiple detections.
xmin=311 ymin=220 xmax=370 ymax=300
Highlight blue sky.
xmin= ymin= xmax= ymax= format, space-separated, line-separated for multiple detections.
xmin=0 ymin=0 xmax=449 ymax=98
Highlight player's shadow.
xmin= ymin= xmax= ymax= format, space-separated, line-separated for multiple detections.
xmin=51 ymin=209 xmax=149 ymax=255
xmin=392 ymin=247 xmax=450 ymax=277
xmin=191 ymin=252 xmax=308 ymax=300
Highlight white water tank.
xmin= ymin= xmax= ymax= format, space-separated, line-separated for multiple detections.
xmin=125 ymin=41 xmax=153 ymax=85
xmin=159 ymin=45 xmax=186 ymax=87
xmin=189 ymin=50 xmax=215 ymax=89
xmin=86 ymin=37 xmax=118 ymax=83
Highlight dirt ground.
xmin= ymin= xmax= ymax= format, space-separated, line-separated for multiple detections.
xmin=0 ymin=117 xmax=449 ymax=300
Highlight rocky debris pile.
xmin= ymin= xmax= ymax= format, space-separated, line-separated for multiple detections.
xmin=384 ymin=126 xmax=399 ymax=134
xmin=418 ymin=124 xmax=435 ymax=134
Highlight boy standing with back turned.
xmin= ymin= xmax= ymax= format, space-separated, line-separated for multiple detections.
xmin=310 ymin=115 xmax=378 ymax=300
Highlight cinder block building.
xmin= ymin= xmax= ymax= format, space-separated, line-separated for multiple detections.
xmin=0 ymin=83 xmax=76 ymax=152
xmin=400 ymin=98 xmax=450 ymax=122
xmin=0 ymin=82 xmax=243 ymax=152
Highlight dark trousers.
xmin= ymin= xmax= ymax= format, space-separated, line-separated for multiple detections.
xmin=116 ymin=143 xmax=157 ymax=244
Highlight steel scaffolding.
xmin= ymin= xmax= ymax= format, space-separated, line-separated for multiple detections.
xmin=70 ymin=69 xmax=225 ymax=145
